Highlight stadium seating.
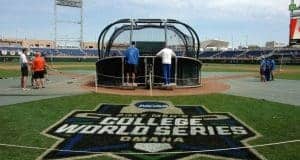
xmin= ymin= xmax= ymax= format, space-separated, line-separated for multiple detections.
xmin=0 ymin=46 xmax=99 ymax=57
xmin=216 ymin=51 xmax=244 ymax=58
xmin=199 ymin=51 xmax=220 ymax=58
xmin=237 ymin=50 xmax=273 ymax=58
xmin=277 ymin=49 xmax=300 ymax=55
xmin=84 ymin=49 xmax=98 ymax=56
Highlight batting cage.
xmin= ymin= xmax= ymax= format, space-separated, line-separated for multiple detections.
xmin=96 ymin=19 xmax=202 ymax=88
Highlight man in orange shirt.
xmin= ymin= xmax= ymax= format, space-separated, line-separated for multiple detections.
xmin=32 ymin=52 xmax=46 ymax=88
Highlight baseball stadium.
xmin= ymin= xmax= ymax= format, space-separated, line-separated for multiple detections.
xmin=0 ymin=0 xmax=299 ymax=160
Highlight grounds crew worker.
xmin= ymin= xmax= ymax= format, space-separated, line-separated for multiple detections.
xmin=156 ymin=47 xmax=176 ymax=86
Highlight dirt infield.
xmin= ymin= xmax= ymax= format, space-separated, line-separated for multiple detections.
xmin=46 ymin=69 xmax=234 ymax=96
xmin=82 ymin=75 xmax=248 ymax=96
xmin=85 ymin=80 xmax=229 ymax=96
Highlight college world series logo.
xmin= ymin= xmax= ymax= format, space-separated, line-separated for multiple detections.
xmin=39 ymin=101 xmax=264 ymax=160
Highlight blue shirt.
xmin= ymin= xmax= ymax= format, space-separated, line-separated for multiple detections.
xmin=124 ymin=47 xmax=139 ymax=65
xmin=266 ymin=60 xmax=271 ymax=70
xmin=260 ymin=59 xmax=266 ymax=71
xmin=271 ymin=59 xmax=276 ymax=70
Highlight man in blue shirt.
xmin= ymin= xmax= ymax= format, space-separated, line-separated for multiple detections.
xmin=265 ymin=59 xmax=272 ymax=81
xmin=124 ymin=41 xmax=140 ymax=86
xmin=260 ymin=58 xmax=266 ymax=82
xmin=270 ymin=59 xmax=276 ymax=81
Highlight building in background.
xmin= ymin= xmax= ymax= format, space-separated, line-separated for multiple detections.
xmin=0 ymin=38 xmax=99 ymax=49
xmin=0 ymin=38 xmax=54 ymax=48
xmin=247 ymin=45 xmax=261 ymax=50
xmin=265 ymin=41 xmax=286 ymax=48
xmin=82 ymin=42 xmax=97 ymax=49
xmin=201 ymin=39 xmax=229 ymax=51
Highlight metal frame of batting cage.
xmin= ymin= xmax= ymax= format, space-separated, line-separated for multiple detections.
xmin=97 ymin=19 xmax=200 ymax=59
xmin=96 ymin=19 xmax=202 ymax=88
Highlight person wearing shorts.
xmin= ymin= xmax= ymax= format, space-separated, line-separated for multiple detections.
xmin=270 ymin=59 xmax=276 ymax=81
xmin=32 ymin=52 xmax=46 ymax=88
xmin=126 ymin=63 xmax=137 ymax=75
xmin=124 ymin=41 xmax=140 ymax=86
xmin=20 ymin=48 xmax=29 ymax=90
xmin=29 ymin=55 xmax=35 ymax=87
xmin=260 ymin=58 xmax=266 ymax=82
xmin=41 ymin=52 xmax=49 ymax=81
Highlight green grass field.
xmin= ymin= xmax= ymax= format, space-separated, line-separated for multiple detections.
xmin=0 ymin=93 xmax=299 ymax=160
xmin=0 ymin=69 xmax=20 ymax=78
xmin=276 ymin=72 xmax=300 ymax=80
xmin=0 ymin=62 xmax=95 ymax=78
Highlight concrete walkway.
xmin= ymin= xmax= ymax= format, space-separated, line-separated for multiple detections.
xmin=0 ymin=73 xmax=91 ymax=106
xmin=203 ymin=72 xmax=300 ymax=106
xmin=224 ymin=77 xmax=300 ymax=106
xmin=202 ymin=72 xmax=253 ymax=78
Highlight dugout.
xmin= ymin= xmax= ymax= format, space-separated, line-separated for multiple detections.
xmin=96 ymin=19 xmax=202 ymax=88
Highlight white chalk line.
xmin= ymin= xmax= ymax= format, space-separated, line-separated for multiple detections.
xmin=0 ymin=139 xmax=299 ymax=155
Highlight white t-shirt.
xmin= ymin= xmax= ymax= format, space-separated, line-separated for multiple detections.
xmin=20 ymin=53 xmax=28 ymax=65
xmin=156 ymin=48 xmax=176 ymax=64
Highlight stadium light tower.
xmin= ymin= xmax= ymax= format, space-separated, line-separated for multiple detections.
xmin=54 ymin=0 xmax=83 ymax=49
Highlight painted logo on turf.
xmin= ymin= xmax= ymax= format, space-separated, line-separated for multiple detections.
xmin=135 ymin=101 xmax=169 ymax=109
xmin=39 ymin=101 xmax=263 ymax=160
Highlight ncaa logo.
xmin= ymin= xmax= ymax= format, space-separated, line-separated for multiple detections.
xmin=135 ymin=101 xmax=169 ymax=109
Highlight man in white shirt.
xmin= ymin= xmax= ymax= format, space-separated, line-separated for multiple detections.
xmin=156 ymin=47 xmax=176 ymax=85
xmin=20 ymin=48 xmax=29 ymax=90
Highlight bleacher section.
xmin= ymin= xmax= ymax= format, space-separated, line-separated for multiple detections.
xmin=275 ymin=49 xmax=300 ymax=56
xmin=215 ymin=51 xmax=244 ymax=58
xmin=240 ymin=50 xmax=273 ymax=58
xmin=199 ymin=50 xmax=274 ymax=59
xmin=199 ymin=51 xmax=220 ymax=58
xmin=85 ymin=49 xmax=98 ymax=56
xmin=0 ymin=46 xmax=99 ymax=56
xmin=0 ymin=46 xmax=129 ymax=58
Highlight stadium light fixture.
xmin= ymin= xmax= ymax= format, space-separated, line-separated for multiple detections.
xmin=289 ymin=3 xmax=297 ymax=11
xmin=55 ymin=0 xmax=82 ymax=8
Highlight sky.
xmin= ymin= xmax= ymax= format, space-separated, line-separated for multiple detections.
xmin=0 ymin=0 xmax=292 ymax=47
